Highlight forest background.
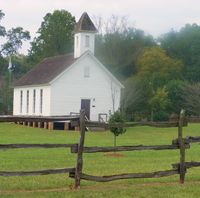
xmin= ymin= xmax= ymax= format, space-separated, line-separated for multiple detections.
xmin=0 ymin=9 xmax=200 ymax=121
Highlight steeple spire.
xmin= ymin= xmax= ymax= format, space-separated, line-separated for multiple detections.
xmin=74 ymin=12 xmax=97 ymax=33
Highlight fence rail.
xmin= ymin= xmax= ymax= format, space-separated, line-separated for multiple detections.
xmin=0 ymin=143 xmax=77 ymax=150
xmin=172 ymin=161 xmax=200 ymax=169
xmin=70 ymin=169 xmax=179 ymax=182
xmin=172 ymin=136 xmax=200 ymax=145
xmin=184 ymin=136 xmax=200 ymax=143
xmin=71 ymin=144 xmax=189 ymax=153
xmin=0 ymin=168 xmax=75 ymax=177
xmin=85 ymin=120 xmax=181 ymax=128
xmin=188 ymin=117 xmax=200 ymax=123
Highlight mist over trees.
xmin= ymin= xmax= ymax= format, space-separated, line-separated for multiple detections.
xmin=1 ymin=9 xmax=200 ymax=119
xmin=94 ymin=16 xmax=155 ymax=79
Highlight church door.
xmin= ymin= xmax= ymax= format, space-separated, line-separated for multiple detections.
xmin=81 ymin=99 xmax=90 ymax=120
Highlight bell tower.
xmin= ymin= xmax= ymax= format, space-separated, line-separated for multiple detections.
xmin=74 ymin=12 xmax=97 ymax=58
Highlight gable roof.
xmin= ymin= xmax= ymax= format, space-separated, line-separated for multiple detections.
xmin=74 ymin=12 xmax=97 ymax=33
xmin=14 ymin=53 xmax=76 ymax=87
xmin=14 ymin=51 xmax=124 ymax=88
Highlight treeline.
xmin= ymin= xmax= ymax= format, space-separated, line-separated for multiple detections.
xmin=0 ymin=10 xmax=200 ymax=120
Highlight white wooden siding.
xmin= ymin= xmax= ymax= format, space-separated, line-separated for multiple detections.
xmin=50 ymin=55 xmax=121 ymax=121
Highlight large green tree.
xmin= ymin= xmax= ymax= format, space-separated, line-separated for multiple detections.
xmin=160 ymin=24 xmax=200 ymax=82
xmin=28 ymin=10 xmax=76 ymax=65
xmin=135 ymin=46 xmax=183 ymax=120
xmin=136 ymin=46 xmax=183 ymax=89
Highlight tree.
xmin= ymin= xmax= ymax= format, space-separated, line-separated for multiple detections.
xmin=136 ymin=46 xmax=183 ymax=88
xmin=183 ymin=83 xmax=200 ymax=115
xmin=165 ymin=80 xmax=187 ymax=114
xmin=109 ymin=111 xmax=126 ymax=147
xmin=136 ymin=46 xmax=183 ymax=120
xmin=28 ymin=10 xmax=76 ymax=65
xmin=121 ymin=76 xmax=150 ymax=121
xmin=1 ymin=27 xmax=30 ymax=56
xmin=160 ymin=24 xmax=200 ymax=82
xmin=0 ymin=71 xmax=13 ymax=114
xmin=148 ymin=87 xmax=171 ymax=121
xmin=0 ymin=56 xmax=7 ymax=74
xmin=0 ymin=11 xmax=30 ymax=56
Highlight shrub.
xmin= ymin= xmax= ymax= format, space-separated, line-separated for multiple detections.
xmin=109 ymin=111 xmax=126 ymax=147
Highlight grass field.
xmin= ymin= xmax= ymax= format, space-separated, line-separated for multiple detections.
xmin=0 ymin=123 xmax=200 ymax=197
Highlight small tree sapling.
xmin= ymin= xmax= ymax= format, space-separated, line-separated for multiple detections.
xmin=109 ymin=111 xmax=126 ymax=147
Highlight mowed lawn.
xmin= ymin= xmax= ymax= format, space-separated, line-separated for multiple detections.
xmin=1 ymin=123 xmax=200 ymax=197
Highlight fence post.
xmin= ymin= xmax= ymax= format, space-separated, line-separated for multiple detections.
xmin=178 ymin=109 xmax=186 ymax=184
xmin=75 ymin=110 xmax=86 ymax=189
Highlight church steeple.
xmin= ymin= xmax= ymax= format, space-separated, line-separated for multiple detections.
xmin=74 ymin=12 xmax=97 ymax=58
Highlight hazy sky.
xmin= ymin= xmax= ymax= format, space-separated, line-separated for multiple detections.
xmin=1 ymin=0 xmax=200 ymax=54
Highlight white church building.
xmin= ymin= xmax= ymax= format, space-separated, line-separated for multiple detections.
xmin=13 ymin=12 xmax=124 ymax=121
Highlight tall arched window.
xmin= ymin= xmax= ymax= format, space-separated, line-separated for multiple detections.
xmin=40 ymin=89 xmax=43 ymax=114
xmin=33 ymin=89 xmax=36 ymax=114
xmin=20 ymin=90 xmax=23 ymax=113
xmin=26 ymin=90 xmax=29 ymax=114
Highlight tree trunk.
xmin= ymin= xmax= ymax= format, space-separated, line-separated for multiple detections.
xmin=114 ymin=135 xmax=116 ymax=149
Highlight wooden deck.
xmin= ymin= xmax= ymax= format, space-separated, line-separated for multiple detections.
xmin=0 ymin=115 xmax=79 ymax=122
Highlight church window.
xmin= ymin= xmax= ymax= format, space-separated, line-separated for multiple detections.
xmin=84 ymin=66 xmax=90 ymax=78
xmin=20 ymin=90 xmax=23 ymax=113
xmin=26 ymin=90 xmax=29 ymax=113
xmin=40 ymin=89 xmax=43 ymax=114
xmin=85 ymin=35 xmax=90 ymax=47
xmin=33 ymin=89 xmax=36 ymax=114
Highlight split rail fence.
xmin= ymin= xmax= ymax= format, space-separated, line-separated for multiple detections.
xmin=1 ymin=110 xmax=200 ymax=188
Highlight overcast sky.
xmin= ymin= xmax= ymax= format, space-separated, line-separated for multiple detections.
xmin=1 ymin=0 xmax=200 ymax=54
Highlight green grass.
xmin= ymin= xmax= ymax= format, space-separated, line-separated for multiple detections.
xmin=0 ymin=123 xmax=200 ymax=197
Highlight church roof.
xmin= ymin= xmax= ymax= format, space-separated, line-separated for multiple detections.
xmin=74 ymin=12 xmax=97 ymax=33
xmin=14 ymin=51 xmax=124 ymax=88
xmin=14 ymin=54 xmax=76 ymax=87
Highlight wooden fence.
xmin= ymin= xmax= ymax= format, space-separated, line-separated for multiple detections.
xmin=1 ymin=110 xmax=200 ymax=189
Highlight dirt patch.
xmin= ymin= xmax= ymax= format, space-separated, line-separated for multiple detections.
xmin=104 ymin=152 xmax=124 ymax=157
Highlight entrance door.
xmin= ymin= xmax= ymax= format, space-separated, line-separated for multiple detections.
xmin=81 ymin=99 xmax=90 ymax=120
